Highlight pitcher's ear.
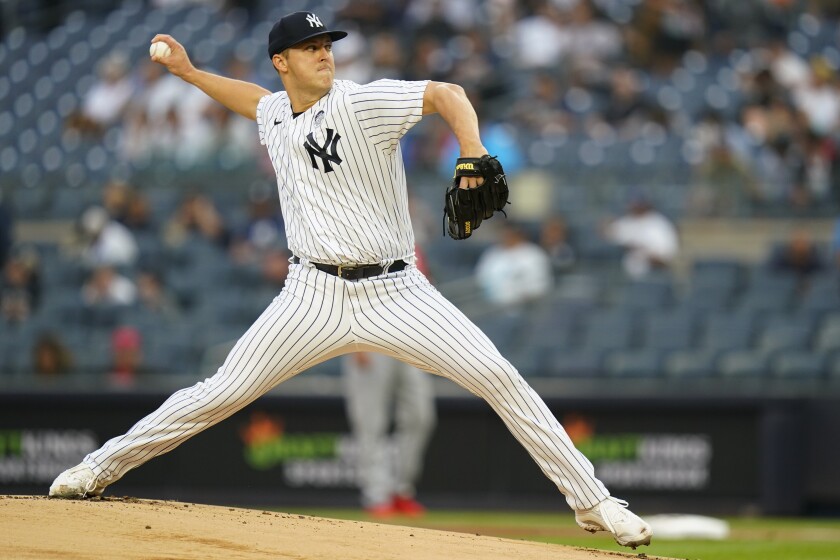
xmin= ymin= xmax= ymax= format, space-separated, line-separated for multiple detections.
xmin=272 ymin=52 xmax=287 ymax=73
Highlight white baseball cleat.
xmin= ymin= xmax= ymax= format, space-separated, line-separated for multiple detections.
xmin=49 ymin=463 xmax=106 ymax=499
xmin=575 ymin=497 xmax=653 ymax=549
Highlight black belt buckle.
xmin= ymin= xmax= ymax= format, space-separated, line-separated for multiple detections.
xmin=337 ymin=264 xmax=370 ymax=280
xmin=296 ymin=257 xmax=405 ymax=280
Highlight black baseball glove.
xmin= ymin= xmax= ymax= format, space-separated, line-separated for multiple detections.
xmin=443 ymin=154 xmax=509 ymax=240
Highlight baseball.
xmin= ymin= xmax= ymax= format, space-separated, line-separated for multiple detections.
xmin=149 ymin=41 xmax=171 ymax=59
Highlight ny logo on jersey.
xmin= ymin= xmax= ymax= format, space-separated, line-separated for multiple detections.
xmin=306 ymin=13 xmax=323 ymax=27
xmin=305 ymin=128 xmax=342 ymax=172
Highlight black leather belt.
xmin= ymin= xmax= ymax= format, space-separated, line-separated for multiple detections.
xmin=293 ymin=257 xmax=407 ymax=280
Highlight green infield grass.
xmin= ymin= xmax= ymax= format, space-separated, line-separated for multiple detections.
xmin=278 ymin=508 xmax=840 ymax=560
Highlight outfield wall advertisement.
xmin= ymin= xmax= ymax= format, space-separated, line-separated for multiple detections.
xmin=0 ymin=393 xmax=811 ymax=513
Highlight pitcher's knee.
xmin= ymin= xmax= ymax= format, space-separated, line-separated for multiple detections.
xmin=475 ymin=361 xmax=522 ymax=391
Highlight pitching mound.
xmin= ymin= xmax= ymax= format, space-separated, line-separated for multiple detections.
xmin=1 ymin=495 xmax=665 ymax=560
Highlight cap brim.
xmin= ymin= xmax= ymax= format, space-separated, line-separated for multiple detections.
xmin=272 ymin=30 xmax=347 ymax=56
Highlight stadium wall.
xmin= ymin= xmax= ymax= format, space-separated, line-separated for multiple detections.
xmin=0 ymin=392 xmax=828 ymax=515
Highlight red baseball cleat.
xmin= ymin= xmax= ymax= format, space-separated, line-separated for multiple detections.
xmin=392 ymin=495 xmax=426 ymax=517
xmin=365 ymin=503 xmax=397 ymax=519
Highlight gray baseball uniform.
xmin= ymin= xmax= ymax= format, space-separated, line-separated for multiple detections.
xmin=343 ymin=352 xmax=435 ymax=508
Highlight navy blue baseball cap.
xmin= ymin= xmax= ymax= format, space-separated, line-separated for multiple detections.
xmin=267 ymin=12 xmax=347 ymax=59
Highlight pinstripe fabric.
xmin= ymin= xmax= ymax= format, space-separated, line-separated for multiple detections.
xmin=346 ymin=267 xmax=609 ymax=510
xmin=255 ymin=79 xmax=425 ymax=266
xmin=80 ymin=78 xmax=611 ymax=512
xmin=84 ymin=266 xmax=608 ymax=510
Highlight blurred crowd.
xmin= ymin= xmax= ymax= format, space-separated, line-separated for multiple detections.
xmin=18 ymin=0 xmax=835 ymax=218
xmin=2 ymin=0 xmax=840 ymax=381
xmin=0 ymin=177 xmax=291 ymax=383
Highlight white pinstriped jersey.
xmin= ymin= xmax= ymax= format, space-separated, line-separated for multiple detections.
xmin=75 ymin=75 xmax=612 ymax=515
xmin=256 ymin=79 xmax=428 ymax=266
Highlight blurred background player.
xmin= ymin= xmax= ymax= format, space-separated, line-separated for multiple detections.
xmin=342 ymin=245 xmax=436 ymax=518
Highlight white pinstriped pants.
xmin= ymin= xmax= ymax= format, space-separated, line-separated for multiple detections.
xmin=84 ymin=264 xmax=610 ymax=510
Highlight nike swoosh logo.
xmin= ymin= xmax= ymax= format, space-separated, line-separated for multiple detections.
xmin=274 ymin=118 xmax=282 ymax=125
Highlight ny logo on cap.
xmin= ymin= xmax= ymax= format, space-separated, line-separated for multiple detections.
xmin=306 ymin=13 xmax=323 ymax=28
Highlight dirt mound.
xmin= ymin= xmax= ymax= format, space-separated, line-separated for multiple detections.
xmin=0 ymin=495 xmax=664 ymax=559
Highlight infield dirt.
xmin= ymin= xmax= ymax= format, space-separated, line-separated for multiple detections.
xmin=0 ymin=495 xmax=670 ymax=560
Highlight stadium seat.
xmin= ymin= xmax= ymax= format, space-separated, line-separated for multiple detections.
xmin=144 ymin=327 xmax=202 ymax=375
xmin=471 ymin=311 xmax=526 ymax=356
xmin=519 ymin=309 xmax=577 ymax=353
xmin=550 ymin=273 xmax=604 ymax=306
xmin=746 ymin=267 xmax=799 ymax=299
xmin=605 ymin=349 xmax=664 ymax=377
xmin=734 ymin=287 xmax=795 ymax=316
xmin=691 ymin=258 xmax=744 ymax=293
xmin=717 ymin=350 xmax=769 ymax=378
xmin=799 ymin=279 xmax=840 ymax=316
xmin=643 ymin=310 xmax=698 ymax=351
xmin=581 ymin=308 xmax=637 ymax=352
xmin=771 ymin=352 xmax=825 ymax=379
xmin=544 ymin=347 xmax=604 ymax=378
xmin=701 ymin=311 xmax=758 ymax=353
xmin=611 ymin=276 xmax=675 ymax=311
xmin=679 ymin=283 xmax=733 ymax=313
xmin=815 ymin=319 xmax=840 ymax=354
xmin=756 ymin=323 xmax=812 ymax=354
xmin=665 ymin=350 xmax=717 ymax=378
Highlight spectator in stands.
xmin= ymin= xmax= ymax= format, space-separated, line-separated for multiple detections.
xmin=0 ymin=248 xmax=41 ymax=324
xmin=0 ymin=193 xmax=12 ymax=270
xmin=566 ymin=1 xmax=622 ymax=66
xmin=228 ymin=188 xmax=284 ymax=264
xmin=540 ymin=216 xmax=576 ymax=276
xmin=597 ymin=67 xmax=661 ymax=137
xmin=831 ymin=217 xmax=840 ymax=270
xmin=766 ymin=38 xmax=810 ymax=91
xmin=120 ymin=60 xmax=215 ymax=165
xmin=66 ymin=51 xmax=133 ymax=137
xmin=792 ymin=56 xmax=840 ymax=137
xmin=475 ymin=222 xmax=553 ymax=307
xmin=407 ymin=191 xmax=437 ymax=248
xmin=136 ymin=269 xmax=180 ymax=319
xmin=108 ymin=326 xmax=145 ymax=386
xmin=201 ymin=55 xmax=263 ymax=164
xmin=123 ymin=191 xmax=157 ymax=235
xmin=163 ymin=193 xmax=230 ymax=250
xmin=743 ymin=66 xmax=790 ymax=109
xmin=368 ymin=32 xmax=405 ymax=80
xmin=405 ymin=0 xmax=474 ymax=36
xmin=101 ymin=180 xmax=134 ymax=225
xmin=513 ymin=1 xmax=570 ymax=70
xmin=689 ymin=141 xmax=761 ymax=217
xmin=260 ymin=248 xmax=290 ymax=289
xmin=769 ymin=229 xmax=826 ymax=285
xmin=510 ymin=71 xmax=568 ymax=137
xmin=81 ymin=265 xmax=137 ymax=307
xmin=602 ymin=195 xmax=679 ymax=279
xmin=624 ymin=0 xmax=705 ymax=75
xmin=437 ymin=93 xmax=525 ymax=177
xmin=118 ymin=105 xmax=155 ymax=164
xmin=333 ymin=28 xmax=373 ymax=84
xmin=32 ymin=333 xmax=74 ymax=377
xmin=751 ymin=132 xmax=801 ymax=209
xmin=74 ymin=205 xmax=139 ymax=268
xmin=796 ymin=130 xmax=836 ymax=208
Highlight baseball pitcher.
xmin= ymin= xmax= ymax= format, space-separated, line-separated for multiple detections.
xmin=50 ymin=11 xmax=651 ymax=549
